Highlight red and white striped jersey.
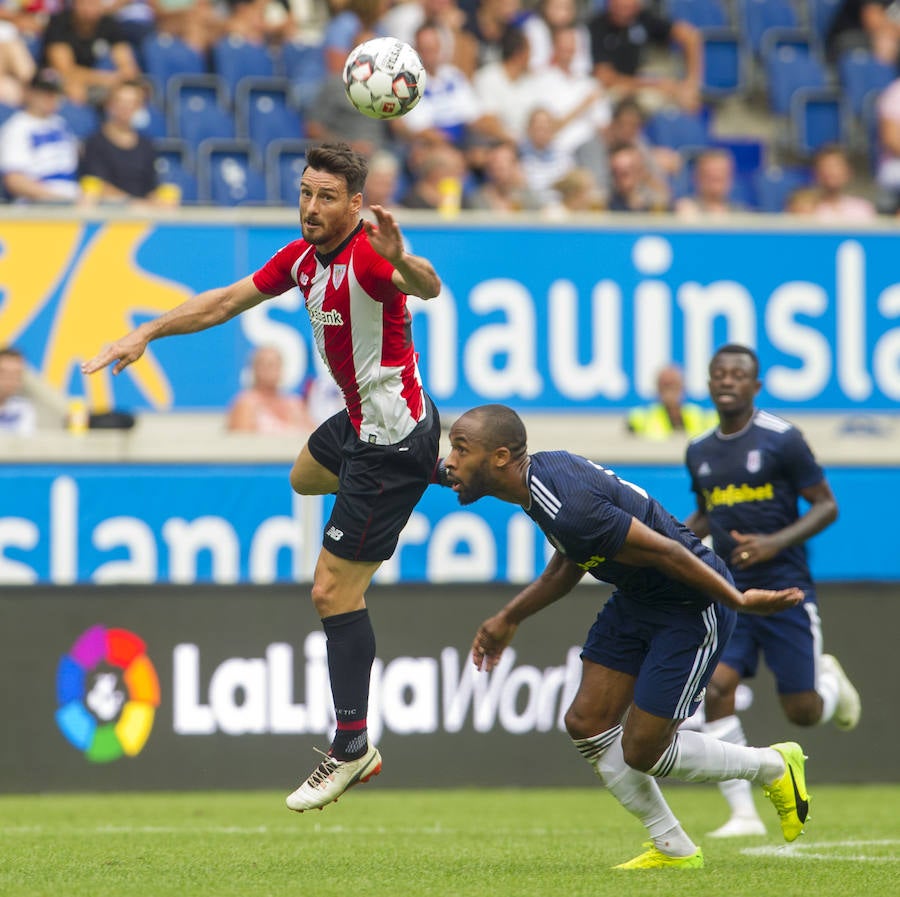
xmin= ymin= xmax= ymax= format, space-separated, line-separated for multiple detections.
xmin=252 ymin=223 xmax=426 ymax=445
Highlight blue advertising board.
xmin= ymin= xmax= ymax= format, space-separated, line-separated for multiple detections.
xmin=0 ymin=463 xmax=895 ymax=584
xmin=2 ymin=218 xmax=900 ymax=412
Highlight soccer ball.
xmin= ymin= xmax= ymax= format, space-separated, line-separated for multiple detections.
xmin=343 ymin=37 xmax=426 ymax=120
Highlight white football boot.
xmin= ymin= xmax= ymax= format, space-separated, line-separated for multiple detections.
xmin=286 ymin=744 xmax=382 ymax=812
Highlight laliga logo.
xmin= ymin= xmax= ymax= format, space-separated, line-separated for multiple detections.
xmin=55 ymin=625 xmax=160 ymax=763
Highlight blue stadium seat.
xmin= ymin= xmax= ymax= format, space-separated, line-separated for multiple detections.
xmin=141 ymin=33 xmax=206 ymax=103
xmin=839 ymin=49 xmax=897 ymax=119
xmin=752 ymin=165 xmax=811 ymax=211
xmin=701 ymin=28 xmax=748 ymax=97
xmin=738 ymin=0 xmax=799 ymax=57
xmin=860 ymin=89 xmax=882 ymax=171
xmin=166 ymin=74 xmax=235 ymax=151
xmin=791 ymin=87 xmax=846 ymax=155
xmin=806 ymin=0 xmax=843 ymax=52
xmin=645 ymin=107 xmax=710 ymax=149
xmin=234 ymin=76 xmax=304 ymax=145
xmin=212 ymin=36 xmax=277 ymax=102
xmin=135 ymin=102 xmax=167 ymax=140
xmin=765 ymin=45 xmax=828 ymax=117
xmin=0 ymin=102 xmax=16 ymax=129
xmin=197 ymin=138 xmax=267 ymax=206
xmin=280 ymin=39 xmax=328 ymax=110
xmin=667 ymin=0 xmax=729 ymax=27
xmin=265 ymin=138 xmax=312 ymax=205
xmin=58 ymin=100 xmax=100 ymax=139
xmin=153 ymin=137 xmax=198 ymax=203
xmin=759 ymin=27 xmax=817 ymax=62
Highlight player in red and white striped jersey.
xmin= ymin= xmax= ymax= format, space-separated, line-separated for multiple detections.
xmin=82 ymin=143 xmax=444 ymax=811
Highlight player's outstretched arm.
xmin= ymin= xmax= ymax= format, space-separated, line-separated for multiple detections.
xmin=81 ymin=276 xmax=270 ymax=376
xmin=365 ymin=204 xmax=441 ymax=299
xmin=471 ymin=552 xmax=585 ymax=670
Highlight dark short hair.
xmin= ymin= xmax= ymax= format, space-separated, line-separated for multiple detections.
xmin=710 ymin=343 xmax=759 ymax=377
xmin=500 ymin=25 xmax=528 ymax=61
xmin=304 ymin=142 xmax=368 ymax=195
xmin=466 ymin=404 xmax=528 ymax=461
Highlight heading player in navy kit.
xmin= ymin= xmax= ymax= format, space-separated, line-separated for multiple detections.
xmin=82 ymin=143 xmax=443 ymax=813
xmin=443 ymin=404 xmax=809 ymax=871
xmin=685 ymin=343 xmax=860 ymax=839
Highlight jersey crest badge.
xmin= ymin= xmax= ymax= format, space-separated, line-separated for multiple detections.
xmin=698 ymin=461 xmax=711 ymax=476
xmin=332 ymin=264 xmax=347 ymax=289
xmin=746 ymin=449 xmax=761 ymax=473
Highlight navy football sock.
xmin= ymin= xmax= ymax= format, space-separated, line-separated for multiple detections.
xmin=322 ymin=608 xmax=375 ymax=760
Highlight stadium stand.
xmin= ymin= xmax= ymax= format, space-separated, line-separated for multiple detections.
xmin=212 ymin=36 xmax=278 ymax=103
xmin=234 ymin=77 xmax=305 ymax=145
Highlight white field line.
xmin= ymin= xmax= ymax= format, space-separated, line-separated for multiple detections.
xmin=741 ymin=839 xmax=900 ymax=863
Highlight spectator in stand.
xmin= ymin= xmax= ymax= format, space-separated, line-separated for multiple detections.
xmin=80 ymin=80 xmax=179 ymax=206
xmin=472 ymin=24 xmax=538 ymax=142
xmin=306 ymin=73 xmax=392 ymax=158
xmin=519 ymin=106 xmax=576 ymax=207
xmin=378 ymin=0 xmax=470 ymax=72
xmin=825 ymin=0 xmax=900 ymax=66
xmin=458 ymin=0 xmax=527 ymax=76
xmin=588 ymin=0 xmax=702 ymax=113
xmin=0 ymin=69 xmax=81 ymax=203
xmin=227 ymin=345 xmax=316 ymax=434
xmin=106 ymin=0 xmax=157 ymax=58
xmin=42 ymin=0 xmax=141 ymax=106
xmin=627 ymin=363 xmax=715 ymax=441
xmin=0 ymin=346 xmax=36 ymax=436
xmin=606 ymin=141 xmax=669 ymax=212
xmin=468 ymin=138 xmax=542 ymax=212
xmin=807 ymin=144 xmax=876 ymax=221
xmin=154 ymin=0 xmax=226 ymax=55
xmin=528 ymin=23 xmax=610 ymax=157
xmin=0 ymin=20 xmax=35 ymax=106
xmin=399 ymin=138 xmax=473 ymax=212
xmin=394 ymin=20 xmax=508 ymax=149
xmin=522 ymin=0 xmax=591 ymax=75
xmin=875 ymin=76 xmax=900 ymax=213
xmin=543 ymin=166 xmax=603 ymax=218
xmin=363 ymin=148 xmax=402 ymax=207
xmin=674 ymin=148 xmax=745 ymax=219
xmin=577 ymin=97 xmax=680 ymax=205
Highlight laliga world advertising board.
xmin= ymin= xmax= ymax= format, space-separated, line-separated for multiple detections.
xmin=2 ymin=584 xmax=895 ymax=791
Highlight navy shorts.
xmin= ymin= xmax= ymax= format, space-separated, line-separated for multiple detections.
xmin=581 ymin=594 xmax=737 ymax=720
xmin=719 ymin=594 xmax=821 ymax=694
xmin=307 ymin=395 xmax=440 ymax=563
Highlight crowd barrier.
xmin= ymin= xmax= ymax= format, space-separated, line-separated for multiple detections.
xmin=2 ymin=583 xmax=894 ymax=792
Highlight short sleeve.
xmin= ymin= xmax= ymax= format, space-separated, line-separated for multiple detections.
xmin=780 ymin=427 xmax=825 ymax=491
xmin=252 ymin=240 xmax=304 ymax=296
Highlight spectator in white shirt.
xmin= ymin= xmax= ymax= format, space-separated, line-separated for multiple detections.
xmin=0 ymin=69 xmax=81 ymax=203
xmin=522 ymin=0 xmax=591 ymax=75
xmin=472 ymin=24 xmax=539 ymax=142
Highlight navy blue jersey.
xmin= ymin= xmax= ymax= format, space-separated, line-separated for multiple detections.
xmin=525 ymin=451 xmax=729 ymax=610
xmin=685 ymin=410 xmax=825 ymax=592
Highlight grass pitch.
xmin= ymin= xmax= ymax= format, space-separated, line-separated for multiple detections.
xmin=1 ymin=786 xmax=897 ymax=897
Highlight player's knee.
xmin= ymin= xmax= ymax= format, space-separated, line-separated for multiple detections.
xmin=564 ymin=704 xmax=615 ymax=740
xmin=783 ymin=695 xmax=822 ymax=727
xmin=620 ymin=733 xmax=662 ymax=773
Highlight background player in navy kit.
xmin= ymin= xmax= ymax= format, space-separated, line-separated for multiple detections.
xmin=443 ymin=404 xmax=810 ymax=871
xmin=82 ymin=143 xmax=443 ymax=813
xmin=685 ymin=343 xmax=861 ymax=839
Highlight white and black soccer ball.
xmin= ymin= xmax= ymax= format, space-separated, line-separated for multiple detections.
xmin=343 ymin=37 xmax=426 ymax=120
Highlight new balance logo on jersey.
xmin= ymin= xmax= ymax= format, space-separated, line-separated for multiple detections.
xmin=308 ymin=307 xmax=344 ymax=326
xmin=697 ymin=462 xmax=711 ymax=476
xmin=332 ymin=264 xmax=347 ymax=289
xmin=326 ymin=526 xmax=344 ymax=541
xmin=299 ymin=272 xmax=309 ymax=286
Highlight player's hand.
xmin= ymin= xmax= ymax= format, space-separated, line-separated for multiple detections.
xmin=739 ymin=587 xmax=804 ymax=615
xmin=730 ymin=530 xmax=781 ymax=569
xmin=471 ymin=613 xmax=518 ymax=672
xmin=81 ymin=331 xmax=148 ymax=376
xmin=364 ymin=204 xmax=403 ymax=265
